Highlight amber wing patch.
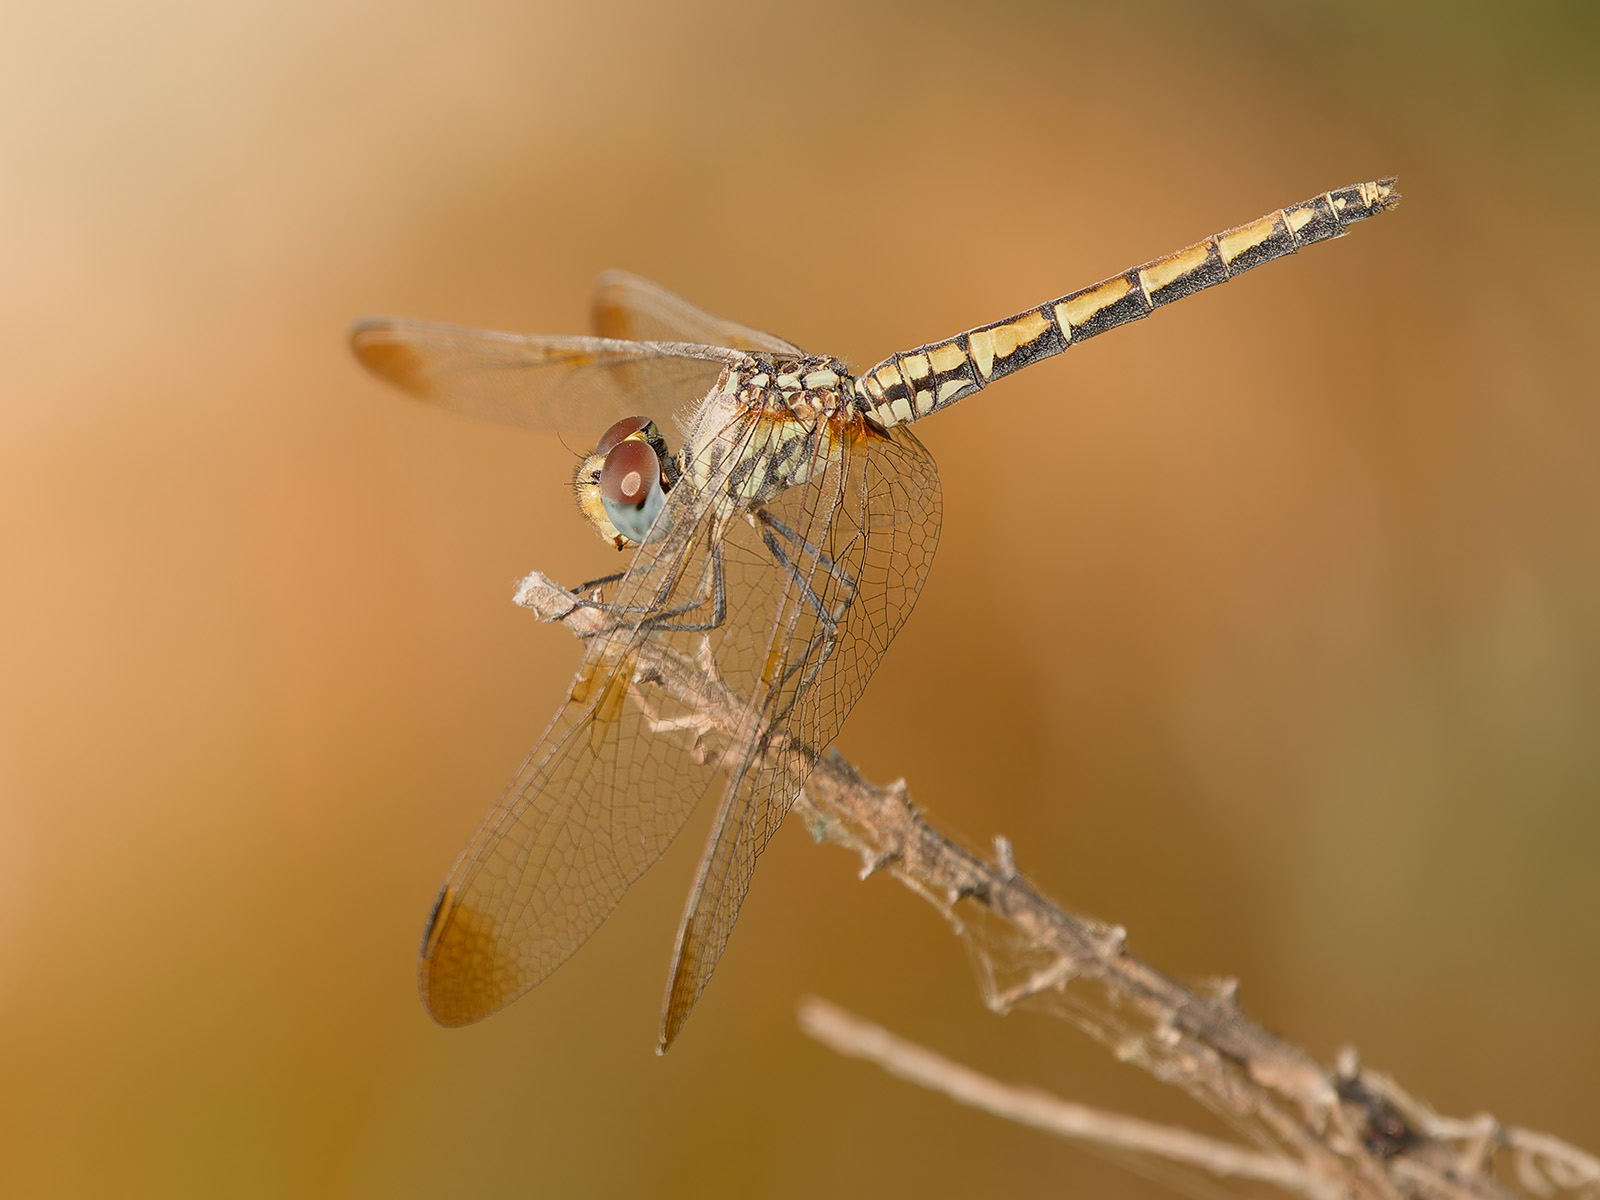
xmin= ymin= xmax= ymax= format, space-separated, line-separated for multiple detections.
xmin=419 ymin=890 xmax=522 ymax=1027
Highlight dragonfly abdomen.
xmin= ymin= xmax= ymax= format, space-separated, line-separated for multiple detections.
xmin=853 ymin=178 xmax=1400 ymax=429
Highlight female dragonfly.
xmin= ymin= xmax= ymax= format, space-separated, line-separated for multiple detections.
xmin=351 ymin=179 xmax=1399 ymax=1050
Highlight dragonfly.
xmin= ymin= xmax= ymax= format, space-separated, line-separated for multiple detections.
xmin=351 ymin=178 xmax=1400 ymax=1051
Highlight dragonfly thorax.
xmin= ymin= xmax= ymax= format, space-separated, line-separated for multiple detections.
xmin=680 ymin=352 xmax=866 ymax=509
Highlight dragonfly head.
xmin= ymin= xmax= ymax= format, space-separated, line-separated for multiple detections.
xmin=573 ymin=416 xmax=677 ymax=550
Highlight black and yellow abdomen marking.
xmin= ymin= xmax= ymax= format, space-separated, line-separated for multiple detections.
xmin=854 ymin=179 xmax=1399 ymax=427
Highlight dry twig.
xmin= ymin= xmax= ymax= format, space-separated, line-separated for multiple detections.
xmin=515 ymin=569 xmax=1598 ymax=1200
xmin=797 ymin=996 xmax=1312 ymax=1191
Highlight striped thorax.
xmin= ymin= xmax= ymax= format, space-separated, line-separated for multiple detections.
xmin=683 ymin=353 xmax=857 ymax=505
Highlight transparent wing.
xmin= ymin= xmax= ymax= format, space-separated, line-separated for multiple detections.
xmin=658 ymin=421 xmax=942 ymax=1048
xmin=416 ymin=459 xmax=748 ymax=1027
xmin=591 ymin=270 xmax=807 ymax=356
xmin=417 ymin=410 xmax=942 ymax=1041
xmin=350 ymin=316 xmax=742 ymax=433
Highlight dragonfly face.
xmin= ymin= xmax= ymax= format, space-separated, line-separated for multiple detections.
xmin=573 ymin=416 xmax=678 ymax=550
xmin=350 ymin=179 xmax=1399 ymax=1050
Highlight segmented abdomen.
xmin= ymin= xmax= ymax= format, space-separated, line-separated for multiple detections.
xmin=853 ymin=179 xmax=1400 ymax=428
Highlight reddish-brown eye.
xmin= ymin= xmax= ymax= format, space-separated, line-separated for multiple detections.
xmin=596 ymin=415 xmax=651 ymax=456
xmin=599 ymin=438 xmax=666 ymax=544
xmin=600 ymin=439 xmax=657 ymax=506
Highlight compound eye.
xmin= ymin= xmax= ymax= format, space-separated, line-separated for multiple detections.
xmin=600 ymin=439 xmax=658 ymax=506
xmin=599 ymin=438 xmax=666 ymax=543
xmin=595 ymin=415 xmax=652 ymax=456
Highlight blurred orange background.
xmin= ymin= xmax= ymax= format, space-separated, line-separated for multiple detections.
xmin=2 ymin=1 xmax=1596 ymax=1195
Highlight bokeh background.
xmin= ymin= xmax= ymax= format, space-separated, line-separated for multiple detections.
xmin=2 ymin=1 xmax=1597 ymax=1195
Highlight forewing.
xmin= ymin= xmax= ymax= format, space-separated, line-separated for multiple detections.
xmin=658 ymin=422 xmax=943 ymax=1048
xmin=418 ymin=469 xmax=748 ymax=1026
xmin=592 ymin=270 xmax=807 ymax=356
xmin=350 ymin=316 xmax=738 ymax=433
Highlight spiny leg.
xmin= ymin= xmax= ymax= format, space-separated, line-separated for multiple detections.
xmin=759 ymin=523 xmax=841 ymax=638
xmin=628 ymin=541 xmax=728 ymax=634
xmin=566 ymin=523 xmax=729 ymax=630
xmin=567 ymin=569 xmax=629 ymax=600
xmin=760 ymin=512 xmax=860 ymax=600
xmin=754 ymin=514 xmax=854 ymax=727
xmin=758 ymin=511 xmax=865 ymax=629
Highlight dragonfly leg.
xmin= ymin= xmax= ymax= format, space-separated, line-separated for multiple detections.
xmin=567 ymin=569 xmax=628 ymax=600
xmin=564 ymin=571 xmax=629 ymax=618
xmin=759 ymin=525 xmax=841 ymax=637
xmin=758 ymin=513 xmax=860 ymax=600
xmin=625 ymin=541 xmax=728 ymax=634
xmin=754 ymin=513 xmax=857 ymax=724
xmin=564 ymin=535 xmax=728 ymax=631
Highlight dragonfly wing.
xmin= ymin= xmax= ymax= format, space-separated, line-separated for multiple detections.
xmin=656 ymin=422 xmax=943 ymax=1048
xmin=351 ymin=317 xmax=741 ymax=433
xmin=592 ymin=270 xmax=808 ymax=356
xmin=418 ymin=467 xmax=752 ymax=1026
xmin=419 ymin=403 xmax=941 ymax=1038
